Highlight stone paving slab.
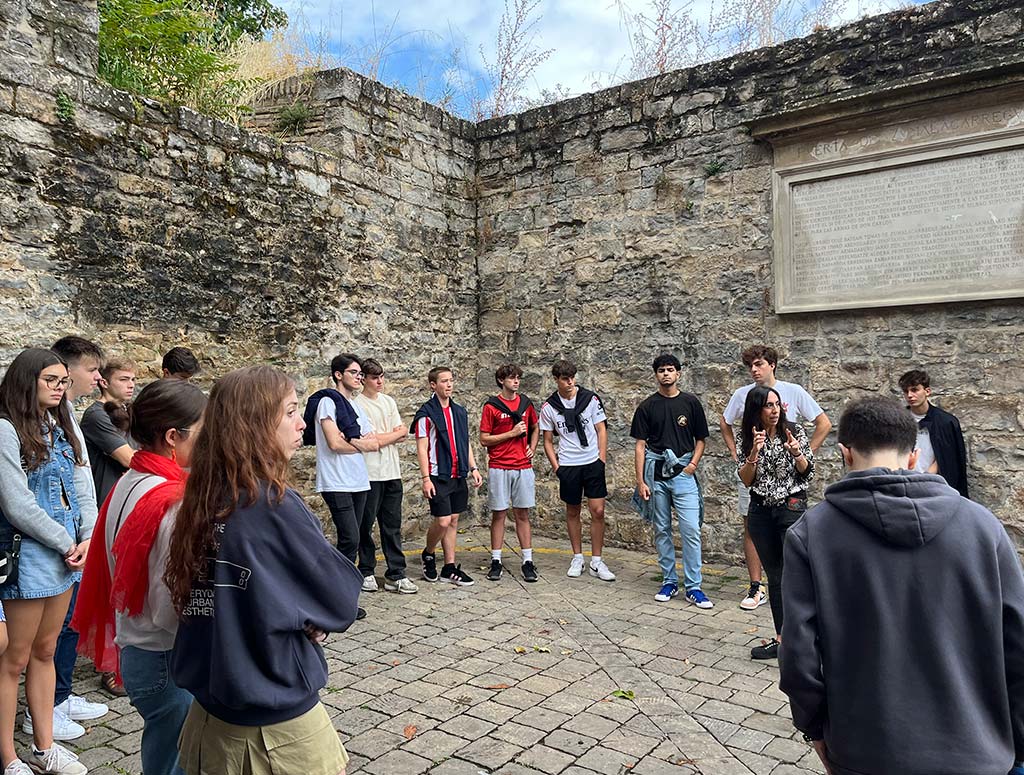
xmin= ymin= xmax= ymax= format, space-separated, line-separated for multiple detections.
xmin=48 ymin=529 xmax=824 ymax=774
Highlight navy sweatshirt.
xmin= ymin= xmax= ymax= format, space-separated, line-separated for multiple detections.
xmin=171 ymin=485 xmax=362 ymax=726
xmin=780 ymin=468 xmax=1024 ymax=775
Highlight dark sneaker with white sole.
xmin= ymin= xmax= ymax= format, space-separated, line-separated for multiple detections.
xmin=522 ymin=561 xmax=538 ymax=582
xmin=440 ymin=563 xmax=475 ymax=586
xmin=486 ymin=559 xmax=503 ymax=581
xmin=751 ymin=638 xmax=780 ymax=660
xmin=422 ymin=550 xmax=438 ymax=582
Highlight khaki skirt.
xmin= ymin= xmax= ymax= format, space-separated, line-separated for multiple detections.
xmin=178 ymin=701 xmax=348 ymax=775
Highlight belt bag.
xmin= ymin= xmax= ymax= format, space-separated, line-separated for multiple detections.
xmin=0 ymin=534 xmax=22 ymax=587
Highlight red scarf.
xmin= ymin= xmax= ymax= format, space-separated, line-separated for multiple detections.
xmin=73 ymin=451 xmax=186 ymax=673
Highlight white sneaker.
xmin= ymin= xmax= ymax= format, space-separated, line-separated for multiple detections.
xmin=384 ymin=577 xmax=418 ymax=594
xmin=22 ymin=707 xmax=84 ymax=741
xmin=30 ymin=743 xmax=87 ymax=775
xmin=4 ymin=759 xmax=33 ymax=775
xmin=566 ymin=557 xmax=585 ymax=577
xmin=588 ymin=560 xmax=616 ymax=581
xmin=58 ymin=695 xmax=108 ymax=721
xmin=739 ymin=584 xmax=767 ymax=611
xmin=361 ymin=575 xmax=379 ymax=593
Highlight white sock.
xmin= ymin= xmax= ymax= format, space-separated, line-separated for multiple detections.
xmin=491 ymin=549 xmax=502 ymax=561
xmin=522 ymin=548 xmax=533 ymax=562
xmin=591 ymin=555 xmax=602 ymax=566
xmin=574 ymin=553 xmax=584 ymax=562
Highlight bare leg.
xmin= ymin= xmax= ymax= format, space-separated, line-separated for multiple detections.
xmin=425 ymin=517 xmax=447 ymax=555
xmin=743 ymin=517 xmax=763 ymax=583
xmin=441 ymin=515 xmax=459 ymax=565
xmin=565 ymin=505 xmax=583 ymax=555
xmin=24 ymin=591 xmax=71 ymax=752
xmin=490 ymin=510 xmax=507 ymax=551
xmin=512 ymin=508 xmax=532 ymax=551
xmin=0 ymin=597 xmax=48 ymax=765
xmin=588 ymin=498 xmax=606 ymax=557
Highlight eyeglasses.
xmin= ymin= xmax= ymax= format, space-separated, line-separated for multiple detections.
xmin=344 ymin=369 xmax=364 ymax=378
xmin=42 ymin=376 xmax=73 ymax=390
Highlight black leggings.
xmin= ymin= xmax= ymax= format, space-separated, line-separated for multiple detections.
xmin=747 ymin=494 xmax=807 ymax=635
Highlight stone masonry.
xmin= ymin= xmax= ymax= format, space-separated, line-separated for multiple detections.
xmin=1 ymin=0 xmax=1023 ymax=557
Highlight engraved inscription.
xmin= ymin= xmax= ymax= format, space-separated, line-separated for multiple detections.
xmin=788 ymin=148 xmax=1024 ymax=302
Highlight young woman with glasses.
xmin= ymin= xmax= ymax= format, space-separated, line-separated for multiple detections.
xmin=0 ymin=349 xmax=96 ymax=775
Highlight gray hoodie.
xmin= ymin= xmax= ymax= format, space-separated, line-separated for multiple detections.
xmin=780 ymin=468 xmax=1024 ymax=775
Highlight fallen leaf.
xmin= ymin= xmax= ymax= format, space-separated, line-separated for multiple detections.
xmin=611 ymin=689 xmax=636 ymax=701
xmin=392 ymin=660 xmax=401 ymax=666
xmin=457 ymin=529 xmax=466 ymax=533
xmin=533 ymin=645 xmax=550 ymax=653
xmin=486 ymin=683 xmax=511 ymax=690
xmin=403 ymin=724 xmax=417 ymax=740
xmin=538 ymin=629 xmax=551 ymax=635
xmin=560 ymin=650 xmax=573 ymax=656
xmin=745 ymin=627 xmax=757 ymax=634
xmin=514 ymin=646 xmax=527 ymax=654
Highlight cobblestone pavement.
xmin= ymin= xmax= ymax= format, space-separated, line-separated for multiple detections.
xmin=56 ymin=529 xmax=825 ymax=775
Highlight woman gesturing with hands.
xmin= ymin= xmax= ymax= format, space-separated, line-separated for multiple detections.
xmin=737 ymin=386 xmax=813 ymax=661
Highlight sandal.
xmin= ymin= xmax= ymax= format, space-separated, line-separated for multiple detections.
xmin=100 ymin=671 xmax=127 ymax=697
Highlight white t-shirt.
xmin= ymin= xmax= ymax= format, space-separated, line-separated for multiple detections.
xmin=354 ymin=392 xmax=403 ymax=482
xmin=722 ymin=379 xmax=824 ymax=425
xmin=912 ymin=413 xmax=935 ymax=472
xmin=539 ymin=393 xmax=607 ymax=466
xmin=315 ymin=396 xmax=371 ymax=493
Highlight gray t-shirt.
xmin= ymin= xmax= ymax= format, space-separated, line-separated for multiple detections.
xmin=80 ymin=401 xmax=130 ymax=504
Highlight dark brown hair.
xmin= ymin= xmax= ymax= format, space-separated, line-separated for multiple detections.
xmin=362 ymin=358 xmax=384 ymax=377
xmin=551 ymin=360 xmax=577 ymax=379
xmin=51 ymin=336 xmax=104 ymax=366
xmin=428 ymin=366 xmax=453 ymax=384
xmin=165 ymin=366 xmax=294 ymax=614
xmin=898 ymin=369 xmax=930 ymax=391
xmin=838 ymin=396 xmax=917 ymax=455
xmin=495 ymin=363 xmax=523 ymax=386
xmin=113 ymin=379 xmax=206 ymax=449
xmin=741 ymin=345 xmax=778 ymax=368
xmin=0 ymin=348 xmax=83 ymax=469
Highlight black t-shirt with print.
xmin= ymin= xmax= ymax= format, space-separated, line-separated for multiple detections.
xmin=629 ymin=391 xmax=709 ymax=456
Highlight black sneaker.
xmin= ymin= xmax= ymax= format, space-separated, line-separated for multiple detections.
xmin=486 ymin=559 xmax=503 ymax=581
xmin=751 ymin=638 xmax=780 ymax=660
xmin=356 ymin=607 xmax=367 ymax=620
xmin=421 ymin=550 xmax=438 ymax=582
xmin=522 ymin=561 xmax=538 ymax=582
xmin=440 ymin=563 xmax=475 ymax=586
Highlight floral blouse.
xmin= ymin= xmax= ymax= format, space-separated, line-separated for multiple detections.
xmin=737 ymin=422 xmax=814 ymax=506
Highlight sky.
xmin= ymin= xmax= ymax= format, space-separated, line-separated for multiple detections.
xmin=278 ymin=0 xmax=928 ymax=117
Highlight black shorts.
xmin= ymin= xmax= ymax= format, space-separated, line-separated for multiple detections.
xmin=429 ymin=475 xmax=469 ymax=517
xmin=556 ymin=459 xmax=607 ymax=505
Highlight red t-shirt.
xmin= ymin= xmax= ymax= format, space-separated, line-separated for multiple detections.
xmin=480 ymin=396 xmax=538 ymax=470
xmin=415 ymin=404 xmax=459 ymax=477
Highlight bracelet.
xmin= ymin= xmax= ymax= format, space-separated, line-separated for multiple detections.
xmin=744 ymin=457 xmax=757 ymax=465
xmin=469 ymin=466 xmax=478 ymax=472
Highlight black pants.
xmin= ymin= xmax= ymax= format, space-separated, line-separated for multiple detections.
xmin=361 ymin=479 xmax=407 ymax=580
xmin=322 ymin=490 xmax=368 ymax=566
xmin=747 ymin=494 xmax=807 ymax=635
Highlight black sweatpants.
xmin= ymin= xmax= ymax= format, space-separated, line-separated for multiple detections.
xmin=322 ymin=490 xmax=368 ymax=566
xmin=360 ymin=479 xmax=407 ymax=580
xmin=747 ymin=494 xmax=807 ymax=635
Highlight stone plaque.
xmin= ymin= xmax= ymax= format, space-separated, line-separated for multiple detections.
xmin=769 ymin=95 xmax=1024 ymax=313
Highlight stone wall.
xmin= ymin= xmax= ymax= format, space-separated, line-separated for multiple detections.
xmin=2 ymin=0 xmax=1023 ymax=559
xmin=472 ymin=0 xmax=1024 ymax=557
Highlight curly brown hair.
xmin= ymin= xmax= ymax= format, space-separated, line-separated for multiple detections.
xmin=164 ymin=366 xmax=294 ymax=614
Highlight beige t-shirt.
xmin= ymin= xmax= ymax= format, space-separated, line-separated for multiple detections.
xmin=354 ymin=392 xmax=404 ymax=481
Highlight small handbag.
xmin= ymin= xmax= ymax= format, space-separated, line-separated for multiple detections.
xmin=0 ymin=534 xmax=21 ymax=587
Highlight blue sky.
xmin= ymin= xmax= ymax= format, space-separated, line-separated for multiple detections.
xmin=280 ymin=0 xmax=927 ymax=116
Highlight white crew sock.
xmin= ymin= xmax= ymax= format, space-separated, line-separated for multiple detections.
xmin=491 ymin=549 xmax=502 ymax=561
xmin=522 ymin=548 xmax=533 ymax=562
xmin=574 ymin=553 xmax=584 ymax=562
xmin=590 ymin=555 xmax=602 ymax=566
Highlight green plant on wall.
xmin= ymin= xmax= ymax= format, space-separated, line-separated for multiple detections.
xmin=275 ymin=102 xmax=311 ymax=135
xmin=703 ymin=158 xmax=726 ymax=177
xmin=55 ymin=92 xmax=76 ymax=124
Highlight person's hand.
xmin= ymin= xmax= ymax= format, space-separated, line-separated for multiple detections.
xmin=392 ymin=425 xmax=408 ymax=441
xmin=752 ymin=429 xmax=767 ymax=455
xmin=525 ymin=446 xmax=535 ymax=459
xmin=511 ymin=421 xmax=527 ymax=437
xmin=471 ymin=469 xmax=483 ymax=488
xmin=683 ymin=463 xmax=696 ymax=476
xmin=729 ymin=449 xmax=739 ymax=463
xmin=364 ymin=432 xmax=380 ymax=452
xmin=637 ymin=482 xmax=651 ymax=501
xmin=422 ymin=478 xmax=435 ymax=499
xmin=304 ymin=624 xmax=327 ymax=644
xmin=65 ymin=540 xmax=89 ymax=570
xmin=812 ymin=740 xmax=834 ymax=774
xmin=784 ymin=428 xmax=802 ymax=458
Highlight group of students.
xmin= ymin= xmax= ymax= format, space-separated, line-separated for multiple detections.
xmin=0 ymin=334 xmax=988 ymax=775
xmin=0 ymin=339 xmax=361 ymax=775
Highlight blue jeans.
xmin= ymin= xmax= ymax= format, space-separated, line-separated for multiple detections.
xmin=120 ymin=646 xmax=192 ymax=775
xmin=652 ymin=472 xmax=702 ymax=590
xmin=54 ymin=583 xmax=79 ymax=705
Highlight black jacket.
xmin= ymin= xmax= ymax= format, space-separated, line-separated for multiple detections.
xmin=411 ymin=395 xmax=470 ymax=479
xmin=918 ymin=403 xmax=969 ymax=498
xmin=171 ymin=486 xmax=361 ymax=726
xmin=780 ymin=469 xmax=1024 ymax=775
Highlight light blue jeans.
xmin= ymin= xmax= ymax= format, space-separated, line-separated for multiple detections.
xmin=120 ymin=646 xmax=192 ymax=775
xmin=652 ymin=470 xmax=702 ymax=590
